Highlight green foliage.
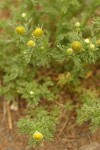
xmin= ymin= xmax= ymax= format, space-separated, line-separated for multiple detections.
xmin=18 ymin=108 xmax=59 ymax=146
xmin=18 ymin=81 xmax=55 ymax=105
xmin=0 ymin=0 xmax=100 ymax=147
xmin=77 ymin=89 xmax=100 ymax=133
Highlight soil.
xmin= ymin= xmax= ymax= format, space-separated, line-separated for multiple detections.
xmin=0 ymin=97 xmax=100 ymax=150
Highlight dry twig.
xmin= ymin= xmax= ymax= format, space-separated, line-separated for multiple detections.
xmin=7 ymin=102 xmax=13 ymax=130
xmin=58 ymin=111 xmax=69 ymax=136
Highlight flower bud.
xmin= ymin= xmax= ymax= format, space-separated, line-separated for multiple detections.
xmin=21 ymin=13 xmax=26 ymax=18
xmin=15 ymin=26 xmax=26 ymax=35
xmin=27 ymin=40 xmax=36 ymax=47
xmin=33 ymin=131 xmax=43 ymax=141
xmin=75 ymin=22 xmax=80 ymax=27
xmin=66 ymin=48 xmax=73 ymax=55
xmin=32 ymin=28 xmax=44 ymax=38
xmin=90 ymin=44 xmax=95 ymax=50
xmin=84 ymin=38 xmax=90 ymax=44
xmin=72 ymin=41 xmax=82 ymax=52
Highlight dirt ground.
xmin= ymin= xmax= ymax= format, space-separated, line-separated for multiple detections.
xmin=0 ymin=99 xmax=100 ymax=150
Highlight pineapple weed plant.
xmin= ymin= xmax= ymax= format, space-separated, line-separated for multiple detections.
xmin=0 ymin=0 xmax=100 ymax=147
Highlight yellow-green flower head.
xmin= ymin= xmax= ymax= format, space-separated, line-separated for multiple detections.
xmin=97 ymin=39 xmax=100 ymax=47
xmin=41 ymin=46 xmax=44 ymax=49
xmin=66 ymin=48 xmax=73 ymax=55
xmin=21 ymin=13 xmax=26 ymax=18
xmin=27 ymin=40 xmax=36 ymax=47
xmin=30 ymin=91 xmax=34 ymax=95
xmin=84 ymin=38 xmax=90 ymax=44
xmin=90 ymin=44 xmax=95 ymax=50
xmin=71 ymin=41 xmax=82 ymax=52
xmin=15 ymin=26 xmax=26 ymax=35
xmin=33 ymin=131 xmax=43 ymax=141
xmin=75 ymin=22 xmax=80 ymax=27
xmin=32 ymin=28 xmax=44 ymax=38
